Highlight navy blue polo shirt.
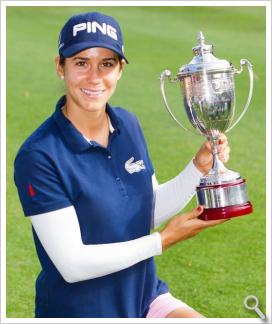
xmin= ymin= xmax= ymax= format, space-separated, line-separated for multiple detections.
xmin=14 ymin=96 xmax=168 ymax=318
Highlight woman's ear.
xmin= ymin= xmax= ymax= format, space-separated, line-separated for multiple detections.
xmin=117 ymin=59 xmax=126 ymax=80
xmin=55 ymin=56 xmax=64 ymax=80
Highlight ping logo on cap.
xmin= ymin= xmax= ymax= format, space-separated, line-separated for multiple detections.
xmin=73 ymin=22 xmax=118 ymax=40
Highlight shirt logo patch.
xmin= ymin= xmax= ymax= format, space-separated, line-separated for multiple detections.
xmin=28 ymin=184 xmax=36 ymax=197
xmin=125 ymin=157 xmax=146 ymax=174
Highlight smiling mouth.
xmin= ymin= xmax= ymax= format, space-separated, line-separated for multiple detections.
xmin=81 ymin=88 xmax=105 ymax=97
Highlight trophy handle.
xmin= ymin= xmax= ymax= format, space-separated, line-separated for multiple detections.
xmin=226 ymin=59 xmax=254 ymax=133
xmin=160 ymin=69 xmax=194 ymax=133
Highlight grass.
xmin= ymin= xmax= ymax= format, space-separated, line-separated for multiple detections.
xmin=6 ymin=5 xmax=266 ymax=318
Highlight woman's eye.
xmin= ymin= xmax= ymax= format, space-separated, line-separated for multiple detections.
xmin=76 ymin=61 xmax=87 ymax=67
xmin=101 ymin=62 xmax=114 ymax=68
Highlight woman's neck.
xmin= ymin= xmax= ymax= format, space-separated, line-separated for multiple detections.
xmin=63 ymin=103 xmax=110 ymax=146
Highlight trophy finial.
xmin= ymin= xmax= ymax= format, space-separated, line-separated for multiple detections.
xmin=193 ymin=31 xmax=213 ymax=56
xmin=198 ymin=31 xmax=205 ymax=47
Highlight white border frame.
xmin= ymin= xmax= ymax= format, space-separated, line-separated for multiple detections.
xmin=1 ymin=1 xmax=271 ymax=323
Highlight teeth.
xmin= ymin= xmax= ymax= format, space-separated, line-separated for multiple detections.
xmin=81 ymin=88 xmax=104 ymax=96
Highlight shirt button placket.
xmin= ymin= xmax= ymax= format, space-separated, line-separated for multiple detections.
xmin=106 ymin=152 xmax=128 ymax=198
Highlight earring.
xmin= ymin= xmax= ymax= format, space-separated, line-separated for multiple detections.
xmin=60 ymin=75 xmax=64 ymax=80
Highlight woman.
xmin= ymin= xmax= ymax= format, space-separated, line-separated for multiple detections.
xmin=14 ymin=12 xmax=230 ymax=318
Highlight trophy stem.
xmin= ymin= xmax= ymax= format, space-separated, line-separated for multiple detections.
xmin=201 ymin=135 xmax=239 ymax=185
xmin=209 ymin=136 xmax=226 ymax=181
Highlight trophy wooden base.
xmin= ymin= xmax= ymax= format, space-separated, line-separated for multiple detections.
xmin=199 ymin=201 xmax=253 ymax=221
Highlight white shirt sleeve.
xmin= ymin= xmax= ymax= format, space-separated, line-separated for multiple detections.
xmin=30 ymin=206 xmax=162 ymax=283
xmin=152 ymin=159 xmax=203 ymax=228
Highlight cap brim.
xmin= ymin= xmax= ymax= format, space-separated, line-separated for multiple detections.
xmin=61 ymin=41 xmax=129 ymax=63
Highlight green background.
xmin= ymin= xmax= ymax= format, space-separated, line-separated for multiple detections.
xmin=6 ymin=6 xmax=266 ymax=318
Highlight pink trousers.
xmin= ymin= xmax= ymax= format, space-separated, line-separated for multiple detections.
xmin=146 ymin=292 xmax=193 ymax=318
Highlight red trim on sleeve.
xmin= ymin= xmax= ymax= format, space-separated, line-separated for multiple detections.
xmin=28 ymin=184 xmax=36 ymax=197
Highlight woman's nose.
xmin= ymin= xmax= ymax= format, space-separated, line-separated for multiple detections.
xmin=86 ymin=66 xmax=101 ymax=84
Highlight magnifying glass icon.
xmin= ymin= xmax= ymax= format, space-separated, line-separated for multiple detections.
xmin=244 ymin=295 xmax=265 ymax=319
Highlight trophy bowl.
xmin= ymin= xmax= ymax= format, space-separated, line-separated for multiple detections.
xmin=160 ymin=32 xmax=254 ymax=220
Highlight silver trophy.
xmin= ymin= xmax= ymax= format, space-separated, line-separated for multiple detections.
xmin=160 ymin=32 xmax=253 ymax=220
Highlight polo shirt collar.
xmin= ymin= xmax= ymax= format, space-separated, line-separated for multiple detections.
xmin=53 ymin=95 xmax=120 ymax=152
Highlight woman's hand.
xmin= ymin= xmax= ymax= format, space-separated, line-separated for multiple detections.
xmin=159 ymin=206 xmax=228 ymax=251
xmin=193 ymin=133 xmax=230 ymax=175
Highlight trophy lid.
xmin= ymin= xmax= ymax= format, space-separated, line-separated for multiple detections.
xmin=178 ymin=32 xmax=234 ymax=77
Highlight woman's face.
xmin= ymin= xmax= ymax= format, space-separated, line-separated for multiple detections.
xmin=56 ymin=47 xmax=125 ymax=113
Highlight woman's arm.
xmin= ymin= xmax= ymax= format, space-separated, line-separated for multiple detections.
xmin=31 ymin=204 xmax=227 ymax=284
xmin=30 ymin=206 xmax=162 ymax=283
xmin=152 ymin=160 xmax=202 ymax=228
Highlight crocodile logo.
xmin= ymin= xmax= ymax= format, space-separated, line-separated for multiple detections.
xmin=125 ymin=157 xmax=146 ymax=174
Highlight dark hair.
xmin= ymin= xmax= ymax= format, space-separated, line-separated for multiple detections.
xmin=59 ymin=54 xmax=66 ymax=67
xmin=59 ymin=53 xmax=123 ymax=67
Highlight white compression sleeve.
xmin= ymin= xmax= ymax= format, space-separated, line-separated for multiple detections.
xmin=152 ymin=159 xmax=203 ymax=228
xmin=30 ymin=206 xmax=162 ymax=283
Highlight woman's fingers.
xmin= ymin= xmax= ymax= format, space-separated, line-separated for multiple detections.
xmin=201 ymin=218 xmax=230 ymax=228
xmin=184 ymin=206 xmax=204 ymax=220
xmin=219 ymin=146 xmax=231 ymax=162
